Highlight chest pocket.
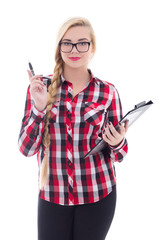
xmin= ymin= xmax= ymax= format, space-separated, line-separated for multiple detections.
xmin=84 ymin=102 xmax=105 ymax=127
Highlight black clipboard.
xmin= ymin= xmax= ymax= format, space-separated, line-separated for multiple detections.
xmin=84 ymin=100 xmax=153 ymax=158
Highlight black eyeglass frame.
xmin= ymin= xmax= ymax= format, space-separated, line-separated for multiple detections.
xmin=59 ymin=41 xmax=92 ymax=53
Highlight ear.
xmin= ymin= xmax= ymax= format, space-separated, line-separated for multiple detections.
xmin=91 ymin=44 xmax=95 ymax=55
xmin=90 ymin=48 xmax=95 ymax=59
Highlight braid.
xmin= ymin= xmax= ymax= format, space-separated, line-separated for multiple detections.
xmin=40 ymin=56 xmax=63 ymax=189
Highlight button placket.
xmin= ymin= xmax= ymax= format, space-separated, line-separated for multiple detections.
xmin=66 ymin=87 xmax=74 ymax=204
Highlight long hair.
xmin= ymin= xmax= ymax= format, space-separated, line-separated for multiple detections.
xmin=40 ymin=17 xmax=96 ymax=188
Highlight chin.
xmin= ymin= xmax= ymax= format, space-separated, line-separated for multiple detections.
xmin=66 ymin=60 xmax=88 ymax=69
xmin=66 ymin=62 xmax=85 ymax=69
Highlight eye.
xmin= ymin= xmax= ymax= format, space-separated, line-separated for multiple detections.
xmin=79 ymin=42 xmax=88 ymax=46
xmin=62 ymin=42 xmax=72 ymax=46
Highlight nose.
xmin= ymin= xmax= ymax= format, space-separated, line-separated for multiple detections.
xmin=71 ymin=45 xmax=78 ymax=53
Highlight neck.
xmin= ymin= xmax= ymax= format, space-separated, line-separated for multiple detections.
xmin=63 ymin=66 xmax=90 ymax=85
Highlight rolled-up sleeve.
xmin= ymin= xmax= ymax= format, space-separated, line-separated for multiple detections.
xmin=18 ymin=86 xmax=46 ymax=157
xmin=107 ymin=87 xmax=128 ymax=162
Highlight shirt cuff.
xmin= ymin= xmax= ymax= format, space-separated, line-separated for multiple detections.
xmin=109 ymin=138 xmax=126 ymax=151
xmin=31 ymin=105 xmax=46 ymax=123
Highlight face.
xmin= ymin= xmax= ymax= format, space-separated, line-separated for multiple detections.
xmin=60 ymin=26 xmax=94 ymax=70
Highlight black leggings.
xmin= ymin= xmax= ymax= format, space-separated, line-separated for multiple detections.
xmin=38 ymin=186 xmax=116 ymax=240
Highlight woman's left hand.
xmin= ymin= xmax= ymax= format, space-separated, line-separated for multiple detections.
xmin=102 ymin=121 xmax=129 ymax=148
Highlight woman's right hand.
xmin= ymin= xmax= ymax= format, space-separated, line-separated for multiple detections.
xmin=27 ymin=70 xmax=48 ymax=111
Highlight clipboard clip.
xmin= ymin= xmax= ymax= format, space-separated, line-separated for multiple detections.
xmin=135 ymin=101 xmax=146 ymax=109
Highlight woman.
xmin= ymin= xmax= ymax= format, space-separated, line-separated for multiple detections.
xmin=18 ymin=17 xmax=128 ymax=240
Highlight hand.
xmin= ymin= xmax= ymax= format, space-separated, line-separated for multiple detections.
xmin=103 ymin=120 xmax=129 ymax=147
xmin=27 ymin=70 xmax=48 ymax=111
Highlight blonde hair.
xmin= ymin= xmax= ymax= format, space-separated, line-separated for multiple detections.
xmin=40 ymin=17 xmax=96 ymax=188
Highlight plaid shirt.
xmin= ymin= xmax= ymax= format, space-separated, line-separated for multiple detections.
xmin=18 ymin=70 xmax=128 ymax=206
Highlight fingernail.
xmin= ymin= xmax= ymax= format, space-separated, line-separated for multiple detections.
xmin=109 ymin=121 xmax=111 ymax=125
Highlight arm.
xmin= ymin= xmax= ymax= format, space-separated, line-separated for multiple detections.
xmin=18 ymin=85 xmax=46 ymax=157
xmin=103 ymin=87 xmax=128 ymax=162
xmin=109 ymin=137 xmax=128 ymax=163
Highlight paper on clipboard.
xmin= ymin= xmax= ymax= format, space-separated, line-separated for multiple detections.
xmin=118 ymin=100 xmax=153 ymax=128
xmin=84 ymin=100 xmax=153 ymax=158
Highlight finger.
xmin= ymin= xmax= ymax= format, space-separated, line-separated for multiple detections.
xmin=124 ymin=120 xmax=129 ymax=133
xmin=27 ymin=70 xmax=32 ymax=80
xmin=104 ymin=125 xmax=115 ymax=141
xmin=31 ymin=80 xmax=45 ymax=90
xmin=31 ymin=79 xmax=44 ymax=86
xmin=102 ymin=133 xmax=114 ymax=146
xmin=31 ymin=85 xmax=46 ymax=94
xmin=30 ymin=75 xmax=43 ymax=84
xmin=107 ymin=122 xmax=119 ymax=138
xmin=102 ymin=132 xmax=111 ymax=144
xmin=119 ymin=123 xmax=126 ymax=136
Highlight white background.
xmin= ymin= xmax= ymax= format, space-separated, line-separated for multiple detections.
xmin=0 ymin=0 xmax=160 ymax=239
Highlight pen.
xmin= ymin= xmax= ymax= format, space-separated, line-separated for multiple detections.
xmin=28 ymin=61 xmax=51 ymax=84
xmin=42 ymin=76 xmax=52 ymax=80
xmin=28 ymin=61 xmax=35 ymax=76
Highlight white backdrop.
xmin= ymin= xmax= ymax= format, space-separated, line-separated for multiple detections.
xmin=0 ymin=0 xmax=160 ymax=239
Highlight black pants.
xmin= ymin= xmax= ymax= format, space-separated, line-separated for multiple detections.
xmin=38 ymin=186 xmax=116 ymax=240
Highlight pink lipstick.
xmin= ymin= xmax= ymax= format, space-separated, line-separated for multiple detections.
xmin=69 ymin=57 xmax=81 ymax=61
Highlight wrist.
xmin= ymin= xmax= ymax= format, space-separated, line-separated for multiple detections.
xmin=109 ymin=138 xmax=125 ymax=150
xmin=109 ymin=139 xmax=123 ymax=148
xmin=34 ymin=104 xmax=46 ymax=112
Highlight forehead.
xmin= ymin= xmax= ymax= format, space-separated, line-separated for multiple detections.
xmin=62 ymin=26 xmax=91 ymax=41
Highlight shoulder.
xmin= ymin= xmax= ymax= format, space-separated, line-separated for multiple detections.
xmin=95 ymin=77 xmax=115 ymax=87
xmin=92 ymin=75 xmax=122 ymax=105
xmin=93 ymin=76 xmax=117 ymax=94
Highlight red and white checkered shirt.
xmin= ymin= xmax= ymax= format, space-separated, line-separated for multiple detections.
xmin=18 ymin=70 xmax=128 ymax=206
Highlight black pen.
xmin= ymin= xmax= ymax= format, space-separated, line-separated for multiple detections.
xmin=42 ymin=76 xmax=52 ymax=80
xmin=28 ymin=61 xmax=51 ymax=84
xmin=28 ymin=62 xmax=35 ymax=76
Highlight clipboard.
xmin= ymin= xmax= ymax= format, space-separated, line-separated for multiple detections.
xmin=84 ymin=100 xmax=153 ymax=158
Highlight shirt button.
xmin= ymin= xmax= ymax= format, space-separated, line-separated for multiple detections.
xmin=67 ymin=111 xmax=71 ymax=117
xmin=68 ymin=87 xmax=72 ymax=92
xmin=69 ymin=178 xmax=73 ymax=186
xmin=68 ymin=161 xmax=72 ymax=167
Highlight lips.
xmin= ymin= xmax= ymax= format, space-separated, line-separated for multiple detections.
xmin=69 ymin=57 xmax=81 ymax=61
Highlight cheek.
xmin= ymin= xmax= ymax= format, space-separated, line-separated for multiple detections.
xmin=60 ymin=53 xmax=71 ymax=65
xmin=83 ymin=52 xmax=92 ymax=62
xmin=60 ymin=52 xmax=66 ymax=62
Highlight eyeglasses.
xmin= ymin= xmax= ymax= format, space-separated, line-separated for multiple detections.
xmin=59 ymin=41 xmax=92 ymax=53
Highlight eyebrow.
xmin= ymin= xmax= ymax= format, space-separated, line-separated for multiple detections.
xmin=62 ymin=38 xmax=89 ymax=42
